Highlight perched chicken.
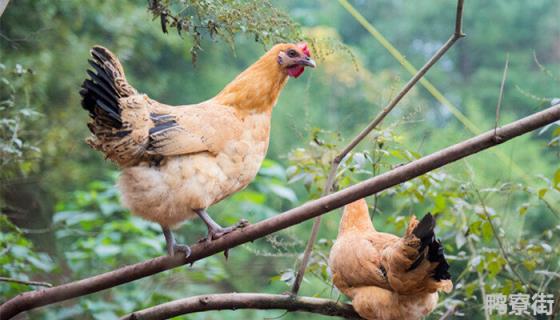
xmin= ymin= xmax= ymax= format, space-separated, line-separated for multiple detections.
xmin=80 ymin=43 xmax=315 ymax=257
xmin=329 ymin=199 xmax=452 ymax=320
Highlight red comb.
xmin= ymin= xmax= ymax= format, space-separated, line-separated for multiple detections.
xmin=297 ymin=42 xmax=311 ymax=57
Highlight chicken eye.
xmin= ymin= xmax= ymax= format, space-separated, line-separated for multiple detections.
xmin=287 ymin=49 xmax=299 ymax=58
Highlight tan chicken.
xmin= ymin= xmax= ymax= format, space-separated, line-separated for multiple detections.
xmin=80 ymin=43 xmax=315 ymax=257
xmin=329 ymin=199 xmax=452 ymax=320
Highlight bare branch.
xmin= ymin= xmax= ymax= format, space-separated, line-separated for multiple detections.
xmin=0 ymin=277 xmax=52 ymax=288
xmin=551 ymin=293 xmax=560 ymax=320
xmin=494 ymin=55 xmax=509 ymax=138
xmin=291 ymin=0 xmax=466 ymax=295
xmin=120 ymin=293 xmax=360 ymax=320
xmin=463 ymin=217 xmax=491 ymax=320
xmin=438 ymin=304 xmax=459 ymax=320
xmin=1 ymin=103 xmax=558 ymax=319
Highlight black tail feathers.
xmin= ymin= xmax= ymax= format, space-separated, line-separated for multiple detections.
xmin=413 ymin=213 xmax=436 ymax=243
xmin=408 ymin=213 xmax=451 ymax=281
xmin=80 ymin=46 xmax=131 ymax=130
xmin=429 ymin=238 xmax=451 ymax=281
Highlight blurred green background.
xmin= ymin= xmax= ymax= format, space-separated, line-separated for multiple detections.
xmin=1 ymin=0 xmax=559 ymax=319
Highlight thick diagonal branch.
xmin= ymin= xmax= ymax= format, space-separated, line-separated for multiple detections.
xmin=290 ymin=0 xmax=465 ymax=295
xmin=120 ymin=293 xmax=360 ymax=320
xmin=1 ymin=103 xmax=558 ymax=319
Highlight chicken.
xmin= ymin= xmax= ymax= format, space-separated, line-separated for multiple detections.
xmin=80 ymin=43 xmax=315 ymax=257
xmin=329 ymin=199 xmax=452 ymax=320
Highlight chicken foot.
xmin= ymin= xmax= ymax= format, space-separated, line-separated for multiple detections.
xmin=194 ymin=209 xmax=249 ymax=242
xmin=162 ymin=226 xmax=191 ymax=258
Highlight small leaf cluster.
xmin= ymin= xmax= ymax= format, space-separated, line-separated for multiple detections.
xmin=0 ymin=215 xmax=55 ymax=299
xmin=147 ymin=0 xmax=302 ymax=63
xmin=0 ymin=63 xmax=41 ymax=173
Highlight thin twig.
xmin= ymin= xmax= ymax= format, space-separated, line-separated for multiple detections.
xmin=540 ymin=197 xmax=560 ymax=219
xmin=438 ymin=304 xmax=458 ymax=320
xmin=473 ymin=188 xmax=535 ymax=294
xmin=464 ymin=222 xmax=490 ymax=320
xmin=290 ymin=0 xmax=466 ymax=295
xmin=19 ymin=225 xmax=58 ymax=234
xmin=494 ymin=54 xmax=509 ymax=138
xmin=120 ymin=293 xmax=361 ymax=320
xmin=1 ymin=103 xmax=559 ymax=319
xmin=0 ymin=277 xmax=52 ymax=288
xmin=551 ymin=293 xmax=560 ymax=320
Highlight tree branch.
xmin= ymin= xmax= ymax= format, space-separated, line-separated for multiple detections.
xmin=1 ymin=103 xmax=558 ymax=319
xmin=0 ymin=277 xmax=52 ymax=288
xmin=290 ymin=0 xmax=466 ymax=295
xmin=438 ymin=304 xmax=459 ymax=320
xmin=120 ymin=293 xmax=360 ymax=320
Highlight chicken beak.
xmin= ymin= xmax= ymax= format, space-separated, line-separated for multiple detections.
xmin=299 ymin=56 xmax=316 ymax=68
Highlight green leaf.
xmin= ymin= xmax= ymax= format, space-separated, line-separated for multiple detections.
xmin=482 ymin=221 xmax=493 ymax=242
xmin=455 ymin=232 xmax=466 ymax=249
xmin=470 ymin=255 xmax=482 ymax=269
xmin=465 ymin=282 xmax=477 ymax=296
xmin=268 ymin=185 xmax=297 ymax=203
xmin=231 ymin=190 xmax=266 ymax=204
xmin=538 ymin=188 xmax=548 ymax=199
xmin=487 ymin=259 xmax=503 ymax=277
xmin=259 ymin=159 xmax=286 ymax=180
xmin=554 ymin=169 xmax=560 ymax=189
xmin=469 ymin=221 xmax=482 ymax=236
xmin=94 ymin=244 xmax=121 ymax=257
xmin=53 ymin=211 xmax=98 ymax=226
xmin=523 ymin=259 xmax=537 ymax=271
xmin=412 ymin=190 xmax=425 ymax=203
xmin=518 ymin=204 xmax=529 ymax=216
xmin=280 ymin=271 xmax=294 ymax=284
xmin=433 ymin=194 xmax=446 ymax=213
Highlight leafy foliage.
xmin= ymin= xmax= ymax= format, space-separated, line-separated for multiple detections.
xmin=286 ymin=124 xmax=560 ymax=319
xmin=0 ymin=63 xmax=41 ymax=173
xmin=0 ymin=215 xmax=55 ymax=299
xmin=147 ymin=0 xmax=302 ymax=62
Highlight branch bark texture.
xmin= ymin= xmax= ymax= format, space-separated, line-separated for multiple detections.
xmin=1 ymin=103 xmax=559 ymax=319
xmin=120 ymin=293 xmax=360 ymax=320
xmin=290 ymin=0 xmax=465 ymax=295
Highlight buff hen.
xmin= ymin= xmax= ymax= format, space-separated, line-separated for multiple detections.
xmin=329 ymin=199 xmax=452 ymax=320
xmin=80 ymin=43 xmax=315 ymax=257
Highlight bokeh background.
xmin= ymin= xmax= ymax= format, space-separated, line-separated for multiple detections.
xmin=1 ymin=0 xmax=559 ymax=319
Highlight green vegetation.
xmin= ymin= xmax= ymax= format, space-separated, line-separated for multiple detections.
xmin=1 ymin=0 xmax=558 ymax=319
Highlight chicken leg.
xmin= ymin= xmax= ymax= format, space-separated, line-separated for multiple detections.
xmin=162 ymin=226 xmax=191 ymax=258
xmin=194 ymin=209 xmax=248 ymax=242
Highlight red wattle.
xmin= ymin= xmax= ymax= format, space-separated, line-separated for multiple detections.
xmin=287 ymin=66 xmax=305 ymax=78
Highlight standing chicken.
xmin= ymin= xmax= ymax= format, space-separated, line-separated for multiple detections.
xmin=329 ymin=199 xmax=452 ymax=320
xmin=80 ymin=43 xmax=315 ymax=257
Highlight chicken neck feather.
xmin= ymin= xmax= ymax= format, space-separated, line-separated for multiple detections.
xmin=213 ymin=44 xmax=292 ymax=114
